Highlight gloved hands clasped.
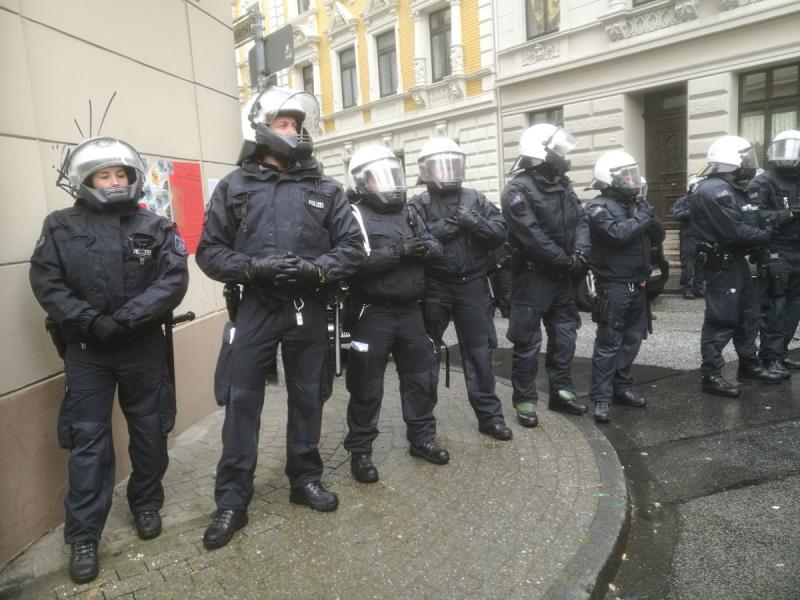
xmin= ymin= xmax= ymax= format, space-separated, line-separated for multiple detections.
xmin=393 ymin=237 xmax=428 ymax=258
xmin=90 ymin=314 xmax=127 ymax=343
xmin=448 ymin=206 xmax=483 ymax=231
xmin=246 ymin=254 xmax=323 ymax=288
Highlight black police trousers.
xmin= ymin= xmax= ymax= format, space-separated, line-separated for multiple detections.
xmin=758 ymin=251 xmax=800 ymax=362
xmin=506 ymin=270 xmax=579 ymax=408
xmin=213 ymin=290 xmax=330 ymax=509
xmin=423 ymin=277 xmax=505 ymax=427
xmin=589 ymin=281 xmax=647 ymax=404
xmin=343 ymin=303 xmax=438 ymax=453
xmin=60 ymin=328 xmax=173 ymax=544
xmin=490 ymin=265 xmax=512 ymax=317
xmin=701 ymin=257 xmax=760 ymax=375
xmin=679 ymin=233 xmax=703 ymax=295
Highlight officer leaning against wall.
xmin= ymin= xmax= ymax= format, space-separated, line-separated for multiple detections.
xmin=343 ymin=145 xmax=449 ymax=485
xmin=195 ymin=87 xmax=365 ymax=550
xmin=501 ymin=123 xmax=590 ymax=428
xmin=585 ymin=150 xmax=664 ymax=424
xmin=690 ymin=135 xmax=782 ymax=398
xmin=410 ymin=137 xmax=513 ymax=441
xmin=29 ymin=137 xmax=190 ymax=584
xmin=747 ymin=129 xmax=800 ymax=376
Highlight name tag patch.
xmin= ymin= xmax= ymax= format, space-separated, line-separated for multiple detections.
xmin=308 ymin=198 xmax=325 ymax=209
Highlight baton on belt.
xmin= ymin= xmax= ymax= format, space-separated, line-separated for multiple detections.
xmin=165 ymin=311 xmax=195 ymax=385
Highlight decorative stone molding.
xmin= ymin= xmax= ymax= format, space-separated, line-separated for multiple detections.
xmin=719 ymin=0 xmax=765 ymax=9
xmin=343 ymin=141 xmax=355 ymax=160
xmin=414 ymin=58 xmax=427 ymax=87
xmin=521 ymin=42 xmax=560 ymax=66
xmin=450 ymin=45 xmax=464 ymax=74
xmin=381 ymin=133 xmax=394 ymax=148
xmin=410 ymin=88 xmax=427 ymax=107
xmin=434 ymin=121 xmax=448 ymax=137
xmin=603 ymin=0 xmax=700 ymax=42
xmin=325 ymin=1 xmax=359 ymax=48
xmin=362 ymin=0 xmax=399 ymax=32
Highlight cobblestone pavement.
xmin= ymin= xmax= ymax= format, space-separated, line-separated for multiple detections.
xmin=0 ymin=363 xmax=625 ymax=600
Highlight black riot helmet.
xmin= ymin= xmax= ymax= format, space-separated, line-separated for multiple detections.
xmin=348 ymin=145 xmax=407 ymax=211
xmin=237 ymin=87 xmax=320 ymax=165
xmin=59 ymin=136 xmax=147 ymax=210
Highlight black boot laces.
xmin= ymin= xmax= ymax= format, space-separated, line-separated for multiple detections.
xmin=213 ymin=509 xmax=235 ymax=528
xmin=74 ymin=541 xmax=96 ymax=561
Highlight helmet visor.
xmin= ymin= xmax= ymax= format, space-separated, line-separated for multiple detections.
xmin=610 ymin=163 xmax=643 ymax=191
xmin=545 ymin=128 xmax=577 ymax=158
xmin=419 ymin=152 xmax=465 ymax=185
xmin=739 ymin=145 xmax=758 ymax=171
xmin=767 ymin=137 xmax=800 ymax=165
xmin=352 ymin=157 xmax=406 ymax=194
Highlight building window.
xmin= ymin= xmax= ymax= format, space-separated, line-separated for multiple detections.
xmin=376 ymin=31 xmax=398 ymax=97
xmin=297 ymin=0 xmax=311 ymax=13
xmin=739 ymin=62 xmax=799 ymax=163
xmin=302 ymin=64 xmax=314 ymax=95
xmin=529 ymin=107 xmax=564 ymax=127
xmin=430 ymin=8 xmax=451 ymax=83
xmin=526 ymin=0 xmax=560 ymax=39
xmin=339 ymin=47 xmax=358 ymax=109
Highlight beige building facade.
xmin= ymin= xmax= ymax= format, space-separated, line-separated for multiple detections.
xmin=495 ymin=0 xmax=800 ymax=230
xmin=0 ymin=0 xmax=240 ymax=566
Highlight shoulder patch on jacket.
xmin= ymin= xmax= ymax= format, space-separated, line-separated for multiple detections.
xmin=715 ymin=190 xmax=731 ymax=199
xmin=587 ymin=204 xmax=605 ymax=218
xmin=175 ymin=234 xmax=188 ymax=255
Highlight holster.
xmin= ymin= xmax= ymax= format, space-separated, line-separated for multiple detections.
xmin=45 ymin=317 xmax=66 ymax=359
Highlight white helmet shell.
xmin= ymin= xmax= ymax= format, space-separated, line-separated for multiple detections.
xmin=417 ymin=137 xmax=465 ymax=190
xmin=513 ymin=123 xmax=576 ymax=174
xmin=767 ymin=129 xmax=800 ymax=168
xmin=703 ymin=135 xmax=758 ymax=174
xmin=592 ymin=150 xmax=643 ymax=196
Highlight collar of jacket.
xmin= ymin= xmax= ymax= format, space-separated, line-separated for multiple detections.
xmin=240 ymin=157 xmax=323 ymax=181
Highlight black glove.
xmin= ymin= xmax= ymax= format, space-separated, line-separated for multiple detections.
xmin=292 ymin=257 xmax=322 ymax=287
xmin=570 ymin=251 xmax=589 ymax=274
xmin=90 ymin=315 xmax=126 ymax=343
xmin=635 ymin=202 xmax=654 ymax=221
xmin=393 ymin=237 xmax=428 ymax=258
xmin=246 ymin=255 xmax=297 ymax=284
xmin=450 ymin=206 xmax=483 ymax=231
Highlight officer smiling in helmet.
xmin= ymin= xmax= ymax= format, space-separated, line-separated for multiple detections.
xmin=343 ymin=145 xmax=448 ymax=484
xmin=29 ymin=136 xmax=189 ymax=584
xmin=747 ymin=130 xmax=800 ymax=376
xmin=501 ymin=124 xmax=590 ymax=428
xmin=585 ymin=150 xmax=664 ymax=423
xmin=196 ymin=87 xmax=365 ymax=548
xmin=691 ymin=135 xmax=781 ymax=398
xmin=410 ymin=137 xmax=513 ymax=441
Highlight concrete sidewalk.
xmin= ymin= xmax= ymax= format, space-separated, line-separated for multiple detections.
xmin=0 ymin=364 xmax=626 ymax=600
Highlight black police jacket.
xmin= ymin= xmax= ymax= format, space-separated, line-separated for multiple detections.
xmin=585 ymin=191 xmax=665 ymax=283
xmin=29 ymin=201 xmax=189 ymax=340
xmin=409 ymin=186 xmax=506 ymax=282
xmin=671 ymin=194 xmax=698 ymax=240
xmin=501 ymin=170 xmax=590 ymax=272
xmin=747 ymin=169 xmax=800 ymax=251
xmin=195 ymin=158 xmax=365 ymax=289
xmin=690 ymin=175 xmax=769 ymax=249
xmin=349 ymin=201 xmax=443 ymax=304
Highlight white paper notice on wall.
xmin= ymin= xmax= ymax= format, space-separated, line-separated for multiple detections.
xmin=207 ymin=178 xmax=220 ymax=198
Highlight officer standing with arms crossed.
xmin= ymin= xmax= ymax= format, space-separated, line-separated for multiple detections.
xmin=410 ymin=137 xmax=513 ymax=440
xmin=196 ymin=87 xmax=365 ymax=549
xmin=343 ymin=145 xmax=449 ymax=484
xmin=500 ymin=124 xmax=590 ymax=428
xmin=747 ymin=130 xmax=800 ymax=374
xmin=584 ymin=150 xmax=664 ymax=423
xmin=30 ymin=136 xmax=189 ymax=583
xmin=691 ymin=135 xmax=782 ymax=398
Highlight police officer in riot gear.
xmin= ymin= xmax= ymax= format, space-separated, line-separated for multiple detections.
xmin=585 ymin=151 xmax=664 ymax=423
xmin=410 ymin=137 xmax=513 ymax=440
xmin=691 ymin=135 xmax=782 ymax=397
xmin=196 ymin=87 xmax=365 ymax=548
xmin=747 ymin=130 xmax=800 ymax=374
xmin=501 ymin=124 xmax=589 ymax=427
xmin=30 ymin=137 xmax=190 ymax=583
xmin=672 ymin=175 xmax=705 ymax=299
xmin=343 ymin=145 xmax=449 ymax=483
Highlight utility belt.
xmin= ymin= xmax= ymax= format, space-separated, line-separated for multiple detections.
xmin=695 ymin=241 xmax=744 ymax=272
xmin=430 ymin=270 xmax=485 ymax=285
xmin=512 ymin=254 xmax=568 ymax=281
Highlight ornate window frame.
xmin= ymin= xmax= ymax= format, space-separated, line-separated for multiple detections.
xmin=325 ymin=2 xmax=362 ymax=112
xmin=362 ymin=0 xmax=402 ymax=100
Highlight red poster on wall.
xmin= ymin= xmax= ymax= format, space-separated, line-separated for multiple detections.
xmin=167 ymin=162 xmax=204 ymax=255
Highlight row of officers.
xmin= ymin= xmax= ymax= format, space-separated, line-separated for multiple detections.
xmin=28 ymin=86 xmax=800 ymax=583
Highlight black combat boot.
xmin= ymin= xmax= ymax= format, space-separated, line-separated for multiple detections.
xmin=781 ymin=356 xmax=800 ymax=370
xmin=133 ymin=510 xmax=162 ymax=540
xmin=737 ymin=359 xmax=784 ymax=384
xmin=515 ymin=402 xmax=539 ymax=428
xmin=702 ymin=373 xmax=740 ymax=398
xmin=594 ymin=402 xmax=611 ymax=423
xmin=350 ymin=452 xmax=379 ymax=483
xmin=289 ymin=481 xmax=339 ymax=512
xmin=409 ymin=440 xmax=450 ymax=465
xmin=764 ymin=360 xmax=791 ymax=381
xmin=203 ymin=509 xmax=248 ymax=550
xmin=548 ymin=389 xmax=588 ymax=416
xmin=69 ymin=541 xmax=99 ymax=584
xmin=614 ymin=390 xmax=647 ymax=408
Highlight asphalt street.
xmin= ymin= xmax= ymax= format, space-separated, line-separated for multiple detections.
xmin=483 ymin=293 xmax=800 ymax=600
